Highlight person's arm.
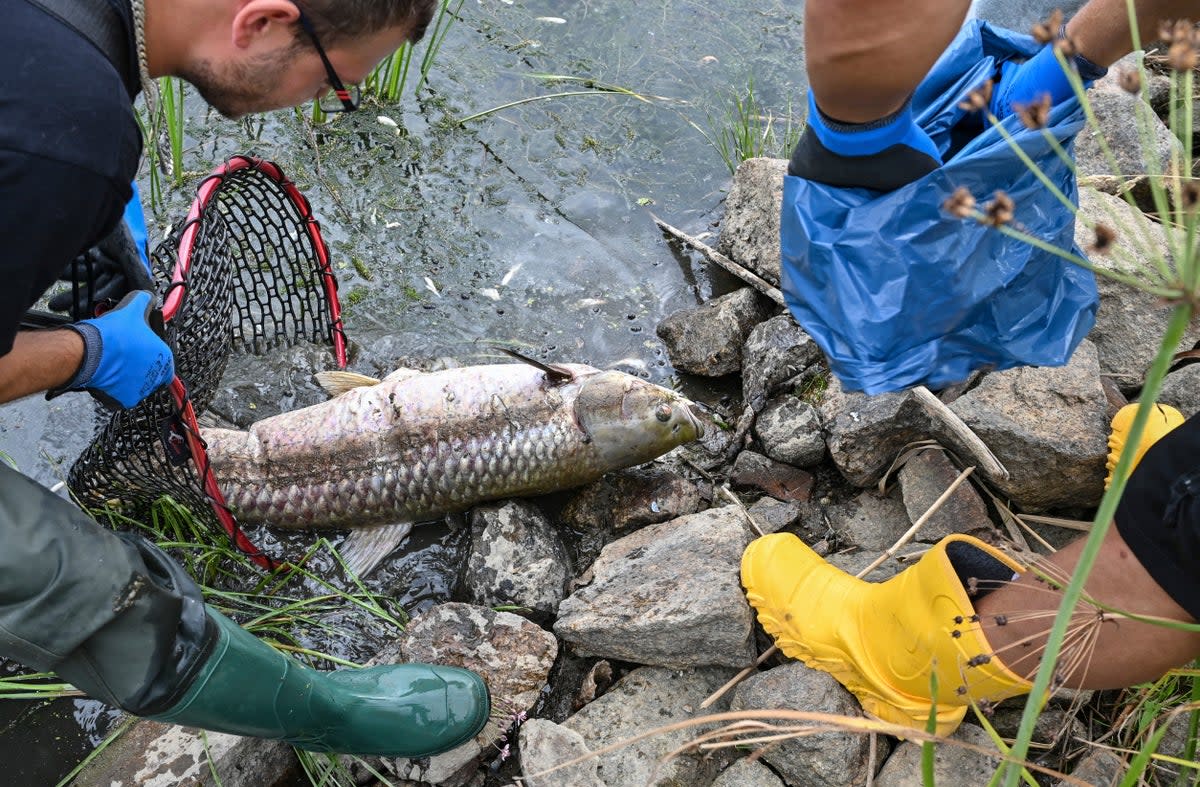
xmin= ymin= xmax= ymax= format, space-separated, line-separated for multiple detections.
xmin=1069 ymin=0 xmax=1197 ymax=68
xmin=805 ymin=0 xmax=974 ymax=122
xmin=0 ymin=329 xmax=86 ymax=403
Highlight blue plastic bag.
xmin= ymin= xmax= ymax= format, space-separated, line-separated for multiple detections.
xmin=780 ymin=20 xmax=1098 ymax=394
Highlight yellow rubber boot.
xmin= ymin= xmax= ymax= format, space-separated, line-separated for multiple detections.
xmin=1104 ymin=403 xmax=1184 ymax=489
xmin=741 ymin=533 xmax=1032 ymax=736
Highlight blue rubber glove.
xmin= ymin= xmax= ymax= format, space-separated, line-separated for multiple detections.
xmin=989 ymin=42 xmax=1108 ymax=119
xmin=52 ymin=290 xmax=174 ymax=409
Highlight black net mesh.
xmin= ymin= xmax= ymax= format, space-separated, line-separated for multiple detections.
xmin=66 ymin=157 xmax=344 ymax=561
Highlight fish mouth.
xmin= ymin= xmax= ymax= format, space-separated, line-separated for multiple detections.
xmin=680 ymin=399 xmax=706 ymax=439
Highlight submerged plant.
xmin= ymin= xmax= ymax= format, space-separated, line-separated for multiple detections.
xmin=703 ymin=78 xmax=803 ymax=174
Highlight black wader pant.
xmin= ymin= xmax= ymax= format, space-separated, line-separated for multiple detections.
xmin=0 ymin=462 xmax=214 ymax=714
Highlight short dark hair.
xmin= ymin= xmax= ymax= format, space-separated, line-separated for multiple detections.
xmin=298 ymin=0 xmax=438 ymax=46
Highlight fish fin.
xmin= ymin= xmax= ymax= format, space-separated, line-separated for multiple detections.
xmin=497 ymin=347 xmax=574 ymax=383
xmin=339 ymin=522 xmax=413 ymax=577
xmin=314 ymin=370 xmax=383 ymax=397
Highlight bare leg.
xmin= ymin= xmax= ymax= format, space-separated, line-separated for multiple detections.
xmin=977 ymin=526 xmax=1200 ymax=689
xmin=805 ymin=0 xmax=972 ymax=122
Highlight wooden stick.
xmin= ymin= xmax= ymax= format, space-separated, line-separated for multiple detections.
xmin=700 ymin=645 xmax=778 ymax=709
xmin=651 ymin=215 xmax=786 ymax=306
xmin=856 ymin=466 xmax=976 ymax=579
xmin=719 ymin=484 xmax=766 ymax=537
xmin=911 ymin=386 xmax=1010 ymax=482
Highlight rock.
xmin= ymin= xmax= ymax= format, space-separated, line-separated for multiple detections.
xmin=717 ymin=157 xmax=788 ymax=286
xmin=562 ymin=666 xmax=740 ymax=787
xmin=1076 ymin=80 xmax=1183 ymax=184
xmin=518 ymin=718 xmax=605 ymax=787
xmin=756 ymin=396 xmax=826 ymax=468
xmin=657 ymin=287 xmax=775 ymax=376
xmin=1057 ymin=748 xmax=1124 ymax=787
xmin=746 ymin=495 xmax=804 ymax=534
xmin=389 ymin=603 xmax=558 ymax=785
xmin=711 ymin=756 xmax=786 ymax=787
xmin=68 ymin=721 xmax=298 ymax=787
xmin=1159 ymin=363 xmax=1200 ymax=418
xmin=741 ymin=314 xmax=823 ymax=412
xmin=559 ymin=467 xmax=706 ymax=569
xmin=820 ymin=377 xmax=934 ymax=488
xmin=730 ymin=662 xmax=874 ymax=787
xmin=948 ymin=340 xmax=1109 ymax=511
xmin=987 ymin=706 xmax=1084 ymax=753
xmin=464 ymin=500 xmax=572 ymax=617
xmin=1076 ymin=188 xmax=1200 ymax=392
xmin=731 ymin=451 xmax=815 ymax=502
xmin=970 ymin=0 xmax=1086 ymax=31
xmin=898 ymin=448 xmax=993 ymax=543
xmin=874 ymin=723 xmax=1003 ymax=787
xmin=555 ymin=506 xmax=757 ymax=668
xmin=827 ymin=548 xmax=906 ymax=583
xmin=826 ymin=489 xmax=911 ymax=553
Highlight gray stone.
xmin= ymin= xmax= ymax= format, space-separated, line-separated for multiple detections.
xmin=746 ymin=495 xmax=804 ymax=534
xmin=518 ymin=718 xmax=606 ymax=787
xmin=560 ymin=467 xmax=706 ymax=535
xmin=731 ymin=450 xmax=815 ymax=501
xmin=555 ymin=507 xmax=757 ymax=668
xmin=756 ymin=396 xmax=826 ymax=468
xmin=711 ymin=756 xmax=786 ymax=787
xmin=827 ymin=489 xmax=911 ymax=553
xmin=1076 ymin=81 xmax=1183 ymax=184
xmin=1057 ymin=749 xmax=1124 ymax=787
xmin=1076 ymin=188 xmax=1200 ymax=393
xmin=391 ymin=603 xmax=558 ymax=784
xmin=898 ymin=448 xmax=993 ymax=543
xmin=948 ymin=341 xmax=1109 ymax=511
xmin=827 ymin=548 xmax=906 ymax=583
xmin=730 ymin=662 xmax=874 ymax=787
xmin=1158 ymin=364 xmax=1200 ymax=419
xmin=874 ymin=723 xmax=1003 ymax=787
xmin=70 ymin=721 xmax=298 ymax=787
xmin=741 ymin=314 xmax=823 ymax=412
xmin=657 ymin=287 xmax=775 ymax=376
xmin=969 ymin=0 xmax=1086 ymax=31
xmin=717 ymin=157 xmax=787 ymax=286
xmin=562 ymin=666 xmax=740 ymax=787
xmin=988 ymin=706 xmax=1084 ymax=749
xmin=820 ymin=377 xmax=935 ymax=488
xmin=465 ymin=500 xmax=572 ymax=616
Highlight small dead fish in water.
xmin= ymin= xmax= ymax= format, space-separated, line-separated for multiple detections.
xmin=201 ymin=353 xmax=703 ymax=576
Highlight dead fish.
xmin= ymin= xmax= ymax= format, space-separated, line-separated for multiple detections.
xmin=201 ymin=354 xmax=704 ymax=575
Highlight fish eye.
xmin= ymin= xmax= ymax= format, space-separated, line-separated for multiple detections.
xmin=655 ymin=403 xmax=673 ymax=422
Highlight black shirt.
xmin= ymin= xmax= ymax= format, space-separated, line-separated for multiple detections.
xmin=0 ymin=0 xmax=142 ymax=355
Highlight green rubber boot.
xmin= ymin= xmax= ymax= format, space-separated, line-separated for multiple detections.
xmin=149 ymin=608 xmax=490 ymax=757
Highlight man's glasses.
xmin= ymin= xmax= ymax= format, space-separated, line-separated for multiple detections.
xmin=295 ymin=9 xmax=360 ymax=113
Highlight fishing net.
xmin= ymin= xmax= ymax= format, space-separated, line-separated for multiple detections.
xmin=65 ymin=156 xmax=347 ymax=569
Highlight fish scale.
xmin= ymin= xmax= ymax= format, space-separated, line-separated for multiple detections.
xmin=200 ymin=361 xmax=704 ymax=572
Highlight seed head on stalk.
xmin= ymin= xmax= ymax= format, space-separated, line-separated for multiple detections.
xmin=1030 ymin=10 xmax=1064 ymax=45
xmin=942 ymin=187 xmax=976 ymax=219
xmin=1089 ymin=223 xmax=1116 ymax=255
xmin=958 ymin=80 xmax=993 ymax=113
xmin=1117 ymin=68 xmax=1142 ymax=94
xmin=982 ymin=191 xmax=1015 ymax=227
xmin=1015 ymin=93 xmax=1052 ymax=130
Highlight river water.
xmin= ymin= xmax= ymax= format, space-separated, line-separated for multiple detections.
xmin=0 ymin=1 xmax=1075 ymax=782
